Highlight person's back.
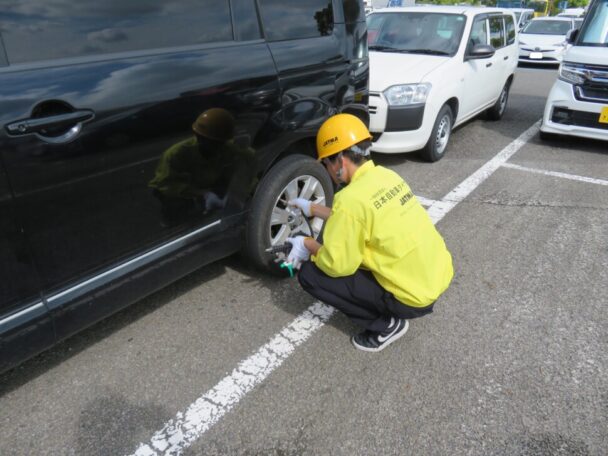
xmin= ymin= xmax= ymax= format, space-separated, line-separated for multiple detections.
xmin=320 ymin=161 xmax=453 ymax=306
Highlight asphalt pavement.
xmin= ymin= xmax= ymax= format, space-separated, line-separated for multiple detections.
xmin=1 ymin=67 xmax=606 ymax=456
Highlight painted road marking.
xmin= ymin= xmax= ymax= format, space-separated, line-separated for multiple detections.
xmin=416 ymin=195 xmax=438 ymax=207
xmin=129 ymin=119 xmax=541 ymax=456
xmin=427 ymin=121 xmax=541 ymax=224
xmin=502 ymin=163 xmax=608 ymax=187
xmin=132 ymin=302 xmax=335 ymax=456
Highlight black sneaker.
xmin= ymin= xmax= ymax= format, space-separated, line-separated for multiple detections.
xmin=351 ymin=318 xmax=409 ymax=352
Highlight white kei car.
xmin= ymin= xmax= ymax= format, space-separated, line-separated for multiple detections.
xmin=367 ymin=6 xmax=519 ymax=161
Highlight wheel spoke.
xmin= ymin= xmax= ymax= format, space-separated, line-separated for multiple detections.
xmin=271 ymin=224 xmax=290 ymax=245
xmin=284 ymin=179 xmax=299 ymax=202
xmin=270 ymin=206 xmax=289 ymax=226
xmin=299 ymin=176 xmax=319 ymax=200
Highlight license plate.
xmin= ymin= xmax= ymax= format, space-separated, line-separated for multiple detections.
xmin=599 ymin=106 xmax=608 ymax=124
xmin=529 ymin=52 xmax=543 ymax=60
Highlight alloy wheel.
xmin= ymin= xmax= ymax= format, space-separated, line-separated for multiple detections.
xmin=268 ymin=175 xmax=326 ymax=246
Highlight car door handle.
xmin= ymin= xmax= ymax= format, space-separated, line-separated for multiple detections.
xmin=6 ymin=110 xmax=95 ymax=136
xmin=504 ymin=56 xmax=509 ymax=60
xmin=486 ymin=62 xmax=492 ymax=68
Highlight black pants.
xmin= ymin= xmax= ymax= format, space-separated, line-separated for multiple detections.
xmin=298 ymin=261 xmax=434 ymax=333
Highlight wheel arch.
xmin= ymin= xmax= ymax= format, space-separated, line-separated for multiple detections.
xmin=445 ymin=97 xmax=459 ymax=122
xmin=262 ymin=138 xmax=317 ymax=177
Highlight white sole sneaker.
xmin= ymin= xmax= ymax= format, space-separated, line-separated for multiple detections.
xmin=351 ymin=319 xmax=409 ymax=352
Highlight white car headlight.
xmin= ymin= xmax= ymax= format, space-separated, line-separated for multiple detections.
xmin=519 ymin=40 xmax=528 ymax=46
xmin=384 ymin=83 xmax=431 ymax=106
xmin=552 ymin=41 xmax=567 ymax=47
xmin=559 ymin=63 xmax=586 ymax=85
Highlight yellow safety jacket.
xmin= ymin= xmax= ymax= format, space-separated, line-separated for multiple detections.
xmin=312 ymin=161 xmax=453 ymax=307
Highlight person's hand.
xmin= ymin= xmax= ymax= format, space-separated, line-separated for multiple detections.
xmin=288 ymin=198 xmax=312 ymax=217
xmin=286 ymin=236 xmax=311 ymax=270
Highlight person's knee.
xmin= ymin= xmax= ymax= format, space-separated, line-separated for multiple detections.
xmin=297 ymin=261 xmax=318 ymax=291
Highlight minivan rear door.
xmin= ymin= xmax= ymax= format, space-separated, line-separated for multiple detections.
xmin=0 ymin=1 xmax=279 ymax=340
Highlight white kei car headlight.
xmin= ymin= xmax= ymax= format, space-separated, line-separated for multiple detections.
xmin=384 ymin=83 xmax=431 ymax=106
xmin=559 ymin=63 xmax=586 ymax=85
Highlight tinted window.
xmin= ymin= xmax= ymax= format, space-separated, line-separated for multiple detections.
xmin=470 ymin=17 xmax=488 ymax=47
xmin=231 ymin=0 xmax=262 ymax=41
xmin=489 ymin=16 xmax=505 ymax=48
xmin=0 ymin=1 xmax=233 ymax=64
xmin=259 ymin=0 xmax=334 ymax=41
xmin=505 ymin=15 xmax=516 ymax=45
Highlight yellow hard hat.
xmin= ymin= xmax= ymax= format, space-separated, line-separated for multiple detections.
xmin=316 ymin=113 xmax=371 ymax=161
xmin=192 ymin=108 xmax=235 ymax=141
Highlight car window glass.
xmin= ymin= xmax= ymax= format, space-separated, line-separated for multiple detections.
xmin=470 ymin=17 xmax=489 ymax=48
xmin=0 ymin=0 xmax=233 ymax=64
xmin=489 ymin=16 xmax=505 ymax=49
xmin=259 ymin=0 xmax=334 ymax=41
xmin=231 ymin=0 xmax=262 ymax=41
xmin=505 ymin=15 xmax=516 ymax=45
xmin=578 ymin=0 xmax=608 ymax=45
xmin=367 ymin=12 xmax=465 ymax=56
xmin=366 ymin=13 xmax=387 ymax=44
xmin=522 ymin=20 xmax=574 ymax=35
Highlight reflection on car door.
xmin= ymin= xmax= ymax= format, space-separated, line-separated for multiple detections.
xmin=0 ymin=1 xmax=279 ymax=340
xmin=0 ymin=159 xmax=54 ymax=372
xmin=256 ymin=0 xmax=354 ymax=164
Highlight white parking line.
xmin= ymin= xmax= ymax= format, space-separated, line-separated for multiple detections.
xmin=128 ymin=120 xmax=541 ymax=456
xmin=416 ymin=195 xmax=438 ymax=207
xmin=131 ymin=302 xmax=335 ymax=456
xmin=427 ymin=120 xmax=541 ymax=224
xmin=502 ymin=162 xmax=608 ymax=186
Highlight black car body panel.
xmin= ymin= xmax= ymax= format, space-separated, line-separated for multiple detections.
xmin=0 ymin=0 xmax=368 ymax=373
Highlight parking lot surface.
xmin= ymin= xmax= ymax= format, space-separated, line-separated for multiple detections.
xmin=1 ymin=67 xmax=606 ymax=456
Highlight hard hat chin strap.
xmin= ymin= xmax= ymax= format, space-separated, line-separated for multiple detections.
xmin=334 ymin=152 xmax=344 ymax=181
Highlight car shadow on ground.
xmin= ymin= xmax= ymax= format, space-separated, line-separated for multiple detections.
xmin=0 ymin=253 xmax=357 ymax=394
xmin=225 ymin=255 xmax=359 ymax=337
xmin=0 ymin=259 xmax=229 ymax=396
xmin=530 ymin=133 xmax=608 ymax=156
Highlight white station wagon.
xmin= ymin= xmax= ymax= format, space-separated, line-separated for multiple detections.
xmin=367 ymin=6 xmax=519 ymax=161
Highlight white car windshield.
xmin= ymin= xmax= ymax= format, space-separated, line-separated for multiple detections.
xmin=577 ymin=0 xmax=608 ymax=45
xmin=522 ymin=20 xmax=573 ymax=35
xmin=367 ymin=12 xmax=466 ymax=56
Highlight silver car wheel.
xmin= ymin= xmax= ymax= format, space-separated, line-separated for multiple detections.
xmin=435 ymin=114 xmax=451 ymax=155
xmin=268 ymin=175 xmax=326 ymax=246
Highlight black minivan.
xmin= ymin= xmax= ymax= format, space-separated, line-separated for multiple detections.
xmin=0 ymin=0 xmax=368 ymax=373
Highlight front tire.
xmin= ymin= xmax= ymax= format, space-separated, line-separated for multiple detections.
xmin=245 ymin=154 xmax=334 ymax=273
xmin=419 ymin=104 xmax=452 ymax=162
